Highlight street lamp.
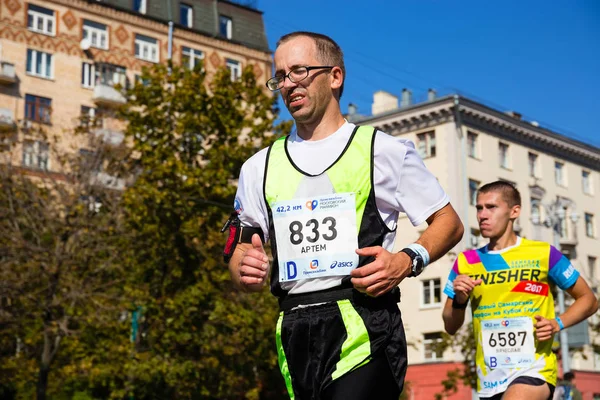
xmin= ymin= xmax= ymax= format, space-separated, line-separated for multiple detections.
xmin=532 ymin=197 xmax=579 ymax=374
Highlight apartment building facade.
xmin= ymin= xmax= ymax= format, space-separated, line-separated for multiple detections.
xmin=354 ymin=90 xmax=600 ymax=399
xmin=0 ymin=0 xmax=271 ymax=173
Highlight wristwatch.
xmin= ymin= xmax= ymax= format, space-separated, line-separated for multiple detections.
xmin=400 ymin=248 xmax=425 ymax=277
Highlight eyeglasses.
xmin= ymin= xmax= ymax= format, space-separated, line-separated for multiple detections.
xmin=265 ymin=66 xmax=334 ymax=91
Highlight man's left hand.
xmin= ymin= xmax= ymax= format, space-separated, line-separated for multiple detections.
xmin=534 ymin=315 xmax=559 ymax=341
xmin=350 ymin=246 xmax=412 ymax=297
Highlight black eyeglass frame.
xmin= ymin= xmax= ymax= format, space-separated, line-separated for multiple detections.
xmin=265 ymin=65 xmax=334 ymax=91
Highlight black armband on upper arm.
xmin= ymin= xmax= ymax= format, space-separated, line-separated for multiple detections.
xmin=222 ymin=212 xmax=265 ymax=263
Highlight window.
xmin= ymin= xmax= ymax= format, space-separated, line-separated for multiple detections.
xmin=582 ymin=170 xmax=592 ymax=194
xmin=26 ymin=49 xmax=53 ymax=79
xmin=80 ymin=105 xmax=98 ymax=128
xmin=219 ymin=15 xmax=232 ymax=39
xmin=470 ymin=228 xmax=481 ymax=248
xmin=79 ymin=149 xmax=101 ymax=174
xmin=83 ymin=20 xmax=109 ymax=50
xmin=423 ymin=332 xmax=443 ymax=361
xmin=531 ymin=198 xmax=541 ymax=224
xmin=81 ymin=62 xmax=95 ymax=88
xmin=27 ymin=4 xmax=56 ymax=36
xmin=469 ymin=179 xmax=479 ymax=206
xmin=589 ymin=256 xmax=597 ymax=282
xmin=22 ymin=140 xmax=49 ymax=170
xmin=135 ymin=34 xmax=159 ymax=63
xmin=421 ymin=279 xmax=441 ymax=306
xmin=555 ymin=161 xmax=566 ymax=186
xmin=416 ymin=131 xmax=436 ymax=158
xmin=499 ymin=142 xmax=510 ymax=169
xmin=585 ymin=213 xmax=595 ymax=238
xmin=180 ymin=3 xmax=193 ymax=28
xmin=134 ymin=74 xmax=150 ymax=86
xmin=133 ymin=0 xmax=147 ymax=14
xmin=528 ymin=152 xmax=539 ymax=178
xmin=96 ymin=63 xmax=127 ymax=87
xmin=467 ymin=131 xmax=478 ymax=158
xmin=559 ymin=207 xmax=569 ymax=239
xmin=226 ymin=58 xmax=241 ymax=81
xmin=25 ymin=94 xmax=51 ymax=124
xmin=182 ymin=47 xmax=204 ymax=70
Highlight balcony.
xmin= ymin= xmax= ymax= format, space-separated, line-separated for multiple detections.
xmin=93 ymin=128 xmax=124 ymax=145
xmin=93 ymin=84 xmax=126 ymax=107
xmin=0 ymin=108 xmax=16 ymax=131
xmin=0 ymin=61 xmax=16 ymax=84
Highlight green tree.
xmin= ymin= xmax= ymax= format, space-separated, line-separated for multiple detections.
xmin=435 ymin=323 xmax=477 ymax=400
xmin=83 ymin=62 xmax=293 ymax=399
xmin=0 ymin=125 xmax=129 ymax=400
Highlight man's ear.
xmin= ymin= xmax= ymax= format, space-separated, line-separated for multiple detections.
xmin=510 ymin=204 xmax=521 ymax=219
xmin=330 ymin=66 xmax=343 ymax=91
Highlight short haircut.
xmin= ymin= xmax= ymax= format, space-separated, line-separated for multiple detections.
xmin=277 ymin=31 xmax=346 ymax=99
xmin=564 ymin=372 xmax=575 ymax=381
xmin=478 ymin=181 xmax=521 ymax=207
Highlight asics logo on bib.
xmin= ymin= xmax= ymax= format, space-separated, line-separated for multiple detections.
xmin=305 ymin=200 xmax=318 ymax=210
xmin=330 ymin=260 xmax=354 ymax=269
xmin=310 ymin=259 xmax=319 ymax=269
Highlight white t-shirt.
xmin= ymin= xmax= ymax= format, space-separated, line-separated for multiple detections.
xmin=235 ymin=122 xmax=449 ymax=292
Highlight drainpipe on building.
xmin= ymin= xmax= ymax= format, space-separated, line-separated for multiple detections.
xmin=453 ymin=95 xmax=470 ymax=250
xmin=167 ymin=0 xmax=173 ymax=62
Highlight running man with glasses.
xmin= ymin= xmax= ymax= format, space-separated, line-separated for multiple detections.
xmin=224 ymin=31 xmax=464 ymax=399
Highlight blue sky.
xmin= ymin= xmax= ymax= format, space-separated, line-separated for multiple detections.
xmin=256 ymin=0 xmax=600 ymax=148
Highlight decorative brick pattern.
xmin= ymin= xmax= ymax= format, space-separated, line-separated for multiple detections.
xmin=62 ymin=10 xmax=77 ymax=31
xmin=114 ymin=25 xmax=128 ymax=44
xmin=4 ymin=0 xmax=21 ymax=16
xmin=252 ymin=63 xmax=262 ymax=79
xmin=209 ymin=51 xmax=221 ymax=68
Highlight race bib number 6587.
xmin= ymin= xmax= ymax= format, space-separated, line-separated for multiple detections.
xmin=272 ymin=193 xmax=359 ymax=282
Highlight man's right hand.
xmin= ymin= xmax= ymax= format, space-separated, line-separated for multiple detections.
xmin=453 ymin=275 xmax=482 ymax=304
xmin=239 ymin=234 xmax=269 ymax=288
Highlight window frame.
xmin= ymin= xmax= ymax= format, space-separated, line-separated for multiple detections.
xmin=81 ymin=62 xmax=95 ymax=89
xmin=416 ymin=131 xmax=436 ymax=159
xmin=585 ymin=213 xmax=595 ymax=238
xmin=219 ymin=15 xmax=233 ymax=39
xmin=582 ymin=170 xmax=592 ymax=195
xmin=22 ymin=140 xmax=50 ymax=170
xmin=26 ymin=49 xmax=53 ymax=79
xmin=528 ymin=152 xmax=539 ymax=178
xmin=423 ymin=332 xmax=444 ymax=362
xmin=469 ymin=179 xmax=480 ymax=206
xmin=226 ymin=58 xmax=241 ymax=81
xmin=134 ymin=34 xmax=159 ymax=63
xmin=27 ymin=4 xmax=56 ymax=36
xmin=555 ymin=161 xmax=566 ymax=187
xmin=24 ymin=94 xmax=52 ymax=124
xmin=467 ymin=131 xmax=478 ymax=159
xmin=182 ymin=46 xmax=204 ymax=70
xmin=421 ymin=278 xmax=442 ymax=308
xmin=83 ymin=20 xmax=109 ymax=50
xmin=498 ymin=142 xmax=510 ymax=169
xmin=180 ymin=3 xmax=193 ymax=28
xmin=133 ymin=0 xmax=147 ymax=14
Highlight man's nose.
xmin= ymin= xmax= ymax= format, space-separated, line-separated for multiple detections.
xmin=282 ymin=75 xmax=297 ymax=91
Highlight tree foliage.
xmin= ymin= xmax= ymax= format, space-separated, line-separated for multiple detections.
xmin=0 ymin=61 xmax=292 ymax=399
xmin=0 ymin=126 xmax=129 ymax=400
xmin=434 ymin=323 xmax=477 ymax=400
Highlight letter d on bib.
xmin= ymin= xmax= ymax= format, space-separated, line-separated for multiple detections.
xmin=286 ymin=261 xmax=297 ymax=280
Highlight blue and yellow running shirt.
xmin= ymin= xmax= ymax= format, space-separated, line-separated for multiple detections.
xmin=443 ymin=237 xmax=580 ymax=397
